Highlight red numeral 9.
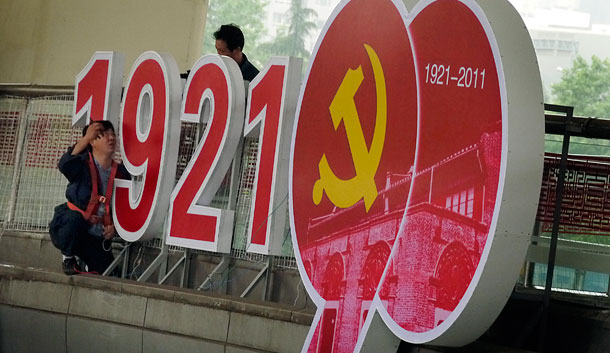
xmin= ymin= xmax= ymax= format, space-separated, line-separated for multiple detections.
xmin=73 ymin=51 xmax=124 ymax=127
xmin=244 ymin=57 xmax=302 ymax=255
xmin=166 ymin=55 xmax=245 ymax=252
xmin=113 ymin=52 xmax=182 ymax=242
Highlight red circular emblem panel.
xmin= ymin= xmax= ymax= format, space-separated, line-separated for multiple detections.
xmin=290 ymin=0 xmax=543 ymax=351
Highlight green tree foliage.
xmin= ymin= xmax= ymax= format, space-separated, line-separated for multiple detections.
xmin=547 ymin=56 xmax=610 ymax=157
xmin=259 ymin=0 xmax=318 ymax=62
xmin=551 ymin=55 xmax=610 ymax=118
xmin=203 ymin=0 xmax=268 ymax=67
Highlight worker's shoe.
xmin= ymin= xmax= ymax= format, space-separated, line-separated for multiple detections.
xmin=62 ymin=257 xmax=81 ymax=275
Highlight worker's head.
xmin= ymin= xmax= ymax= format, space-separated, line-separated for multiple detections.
xmin=214 ymin=24 xmax=245 ymax=64
xmin=83 ymin=121 xmax=116 ymax=154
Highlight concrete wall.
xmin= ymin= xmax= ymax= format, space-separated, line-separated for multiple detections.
xmin=0 ymin=0 xmax=208 ymax=86
xmin=0 ymin=231 xmax=314 ymax=310
xmin=0 ymin=264 xmax=312 ymax=353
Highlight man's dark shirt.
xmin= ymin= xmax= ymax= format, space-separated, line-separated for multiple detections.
xmin=58 ymin=146 xmax=129 ymax=210
xmin=240 ymin=53 xmax=259 ymax=81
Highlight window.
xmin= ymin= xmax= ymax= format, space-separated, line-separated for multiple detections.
xmin=445 ymin=187 xmax=474 ymax=218
xmin=533 ymin=38 xmax=579 ymax=54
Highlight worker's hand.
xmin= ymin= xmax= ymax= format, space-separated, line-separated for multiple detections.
xmin=103 ymin=224 xmax=116 ymax=240
xmin=84 ymin=122 xmax=104 ymax=142
xmin=72 ymin=122 xmax=104 ymax=155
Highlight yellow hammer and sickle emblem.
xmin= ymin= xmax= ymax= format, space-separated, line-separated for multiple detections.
xmin=312 ymin=44 xmax=387 ymax=213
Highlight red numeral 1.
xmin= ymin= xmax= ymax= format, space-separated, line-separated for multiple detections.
xmin=73 ymin=51 xmax=124 ymax=127
xmin=113 ymin=52 xmax=182 ymax=242
xmin=166 ymin=55 xmax=245 ymax=252
xmin=245 ymin=57 xmax=302 ymax=255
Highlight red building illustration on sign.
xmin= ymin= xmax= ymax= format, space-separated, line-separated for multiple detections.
xmin=379 ymin=125 xmax=501 ymax=334
xmin=299 ymin=125 xmax=500 ymax=351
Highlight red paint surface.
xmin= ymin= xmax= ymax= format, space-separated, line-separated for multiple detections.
xmin=247 ymin=65 xmax=286 ymax=246
xmin=75 ymin=59 xmax=109 ymax=123
xmin=115 ymin=59 xmax=167 ymax=232
xmin=170 ymin=63 xmax=230 ymax=242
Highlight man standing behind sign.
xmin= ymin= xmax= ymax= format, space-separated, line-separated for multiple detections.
xmin=214 ymin=24 xmax=259 ymax=81
xmin=49 ymin=121 xmax=129 ymax=275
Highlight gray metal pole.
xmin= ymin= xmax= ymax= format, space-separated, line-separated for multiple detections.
xmin=538 ymin=104 xmax=574 ymax=352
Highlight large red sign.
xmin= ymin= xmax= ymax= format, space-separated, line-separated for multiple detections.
xmin=290 ymin=0 xmax=543 ymax=351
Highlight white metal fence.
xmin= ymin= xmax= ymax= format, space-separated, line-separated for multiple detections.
xmin=0 ymin=94 xmax=296 ymax=268
xmin=0 ymin=96 xmax=78 ymax=231
xmin=0 ymin=97 xmax=25 ymax=229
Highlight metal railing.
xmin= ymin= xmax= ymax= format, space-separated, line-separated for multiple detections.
xmin=0 ymin=93 xmax=296 ymax=272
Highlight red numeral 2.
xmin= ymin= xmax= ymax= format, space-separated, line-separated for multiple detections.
xmin=166 ymin=55 xmax=245 ymax=252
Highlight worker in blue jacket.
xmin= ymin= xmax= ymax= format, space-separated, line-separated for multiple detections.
xmin=49 ymin=121 xmax=129 ymax=275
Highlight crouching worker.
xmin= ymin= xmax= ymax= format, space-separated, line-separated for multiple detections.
xmin=49 ymin=121 xmax=129 ymax=275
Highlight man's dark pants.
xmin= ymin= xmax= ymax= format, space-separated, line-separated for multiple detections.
xmin=49 ymin=204 xmax=113 ymax=274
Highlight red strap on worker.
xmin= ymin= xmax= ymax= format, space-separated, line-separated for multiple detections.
xmin=66 ymin=201 xmax=87 ymax=218
xmin=83 ymin=152 xmax=100 ymax=221
xmin=102 ymin=161 xmax=118 ymax=226
xmin=68 ymin=152 xmax=118 ymax=226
